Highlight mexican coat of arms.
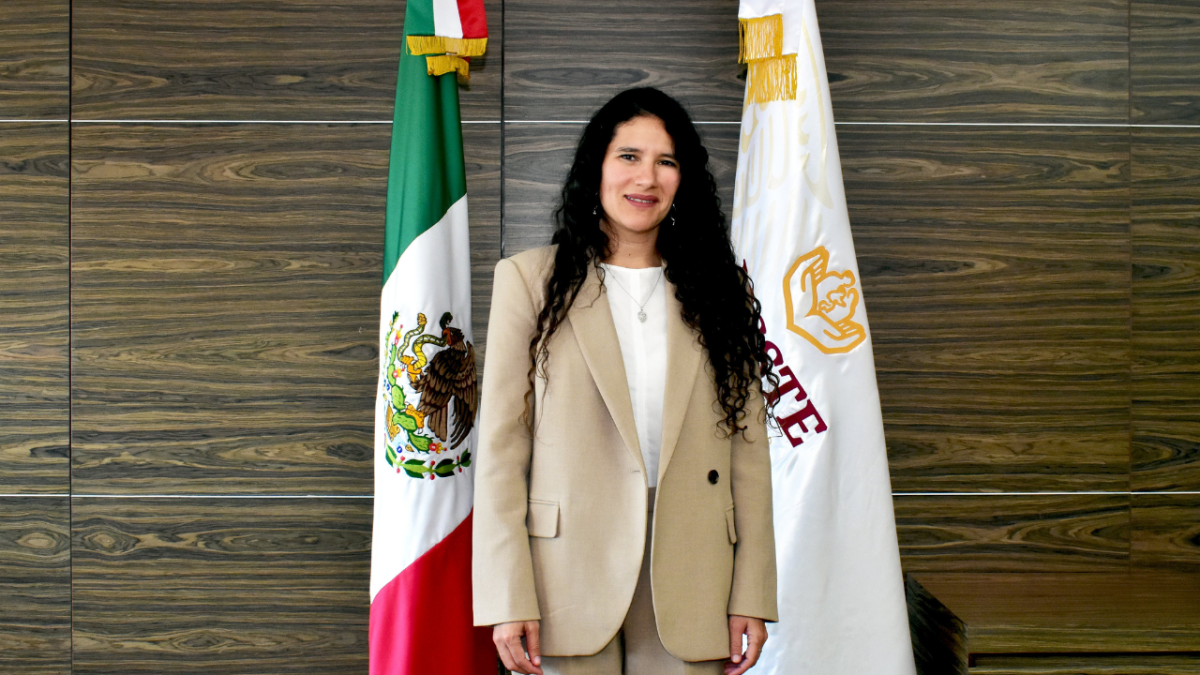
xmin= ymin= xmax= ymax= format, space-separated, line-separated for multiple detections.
xmin=382 ymin=311 xmax=477 ymax=479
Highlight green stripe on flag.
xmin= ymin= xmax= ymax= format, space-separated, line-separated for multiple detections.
xmin=383 ymin=0 xmax=468 ymax=284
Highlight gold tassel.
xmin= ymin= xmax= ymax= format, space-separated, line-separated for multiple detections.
xmin=738 ymin=14 xmax=783 ymax=63
xmin=425 ymin=54 xmax=471 ymax=82
xmin=746 ymin=54 xmax=797 ymax=103
xmin=407 ymin=35 xmax=488 ymax=57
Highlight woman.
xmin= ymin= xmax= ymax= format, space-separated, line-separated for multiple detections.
xmin=473 ymin=87 xmax=778 ymax=675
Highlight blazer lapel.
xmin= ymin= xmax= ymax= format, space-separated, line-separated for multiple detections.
xmin=657 ymin=276 xmax=704 ymax=487
xmin=566 ymin=264 xmax=647 ymax=476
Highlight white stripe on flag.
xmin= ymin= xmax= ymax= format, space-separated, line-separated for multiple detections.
xmin=370 ymin=196 xmax=475 ymax=601
xmin=432 ymin=0 xmax=465 ymax=39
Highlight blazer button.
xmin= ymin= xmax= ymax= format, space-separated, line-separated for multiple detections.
xmin=708 ymin=470 xmax=719 ymax=484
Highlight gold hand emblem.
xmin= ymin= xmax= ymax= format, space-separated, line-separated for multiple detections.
xmin=783 ymin=247 xmax=866 ymax=354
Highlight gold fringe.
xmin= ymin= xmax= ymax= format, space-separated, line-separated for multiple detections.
xmin=425 ymin=54 xmax=471 ymax=81
xmin=746 ymin=54 xmax=796 ymax=103
xmin=738 ymin=14 xmax=783 ymax=63
xmin=451 ymin=37 xmax=488 ymax=57
xmin=407 ymin=35 xmax=488 ymax=57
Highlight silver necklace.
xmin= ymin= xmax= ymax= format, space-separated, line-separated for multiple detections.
xmin=605 ymin=266 xmax=662 ymax=323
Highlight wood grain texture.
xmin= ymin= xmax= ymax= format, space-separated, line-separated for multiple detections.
xmin=1131 ymin=129 xmax=1200 ymax=492
xmin=0 ymin=124 xmax=69 ymax=494
xmin=504 ymin=0 xmax=742 ymax=121
xmin=971 ymin=654 xmax=1200 ymax=675
xmin=0 ymin=0 xmax=69 ymax=119
xmin=502 ymin=122 xmax=737 ymax=256
xmin=895 ymin=495 xmax=1130 ymax=572
xmin=465 ymin=124 xmax=503 ymax=375
xmin=71 ymin=123 xmax=500 ymax=495
xmin=816 ymin=0 xmax=1129 ymax=123
xmin=71 ymin=0 xmax=501 ymax=121
xmin=71 ymin=497 xmax=370 ymax=674
xmin=1131 ymin=0 xmax=1200 ymax=124
xmin=914 ymin=572 xmax=1200 ymax=653
xmin=0 ymin=498 xmax=70 ymax=675
xmin=1132 ymin=493 xmax=1200 ymax=570
xmin=904 ymin=574 xmax=968 ymax=675
xmin=840 ymin=127 xmax=1132 ymax=493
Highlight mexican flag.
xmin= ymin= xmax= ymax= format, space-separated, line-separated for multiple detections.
xmin=368 ymin=1 xmax=495 ymax=673
xmin=731 ymin=1 xmax=917 ymax=673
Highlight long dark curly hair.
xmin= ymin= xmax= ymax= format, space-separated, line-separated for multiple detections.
xmin=525 ymin=87 xmax=777 ymax=437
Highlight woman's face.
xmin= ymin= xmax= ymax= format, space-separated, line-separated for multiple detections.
xmin=598 ymin=114 xmax=681 ymax=241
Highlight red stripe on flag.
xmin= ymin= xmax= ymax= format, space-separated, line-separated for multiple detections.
xmin=370 ymin=510 xmax=496 ymax=675
xmin=455 ymin=0 xmax=488 ymax=39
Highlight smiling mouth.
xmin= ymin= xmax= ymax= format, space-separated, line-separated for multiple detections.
xmin=625 ymin=195 xmax=658 ymax=206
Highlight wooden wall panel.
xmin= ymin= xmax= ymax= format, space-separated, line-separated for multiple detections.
xmin=0 ymin=0 xmax=69 ymax=119
xmin=1131 ymin=128 xmax=1200 ymax=493
xmin=71 ymin=0 xmax=501 ymax=121
xmin=816 ymin=0 xmax=1129 ymax=123
xmin=70 ymin=123 xmax=500 ymax=495
xmin=915 ymin=572 xmax=1200 ymax=653
xmin=502 ymin=123 xmax=575 ymax=254
xmin=71 ymin=497 xmax=370 ymax=674
xmin=504 ymin=0 xmax=1135 ymax=122
xmin=840 ymin=127 xmax=1131 ymax=493
xmin=0 ymin=124 xmax=69 ymax=494
xmin=1132 ymin=494 xmax=1200 ymax=571
xmin=1131 ymin=0 xmax=1200 ymax=124
xmin=502 ymin=122 xmax=738 ymax=256
xmin=895 ymin=494 xmax=1129 ymax=573
xmin=0 ymin=498 xmax=70 ymax=675
xmin=465 ymin=124 xmax=504 ymax=372
xmin=71 ymin=124 xmax=383 ymax=496
xmin=971 ymin=654 xmax=1200 ymax=673
xmin=504 ymin=0 xmax=742 ymax=121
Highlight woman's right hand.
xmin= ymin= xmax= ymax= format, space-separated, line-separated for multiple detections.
xmin=493 ymin=620 xmax=543 ymax=675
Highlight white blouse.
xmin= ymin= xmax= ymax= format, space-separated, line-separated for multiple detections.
xmin=600 ymin=263 xmax=668 ymax=488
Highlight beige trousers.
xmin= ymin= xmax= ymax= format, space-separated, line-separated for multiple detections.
xmin=540 ymin=488 xmax=726 ymax=675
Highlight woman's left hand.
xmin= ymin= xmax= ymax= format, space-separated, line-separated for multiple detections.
xmin=724 ymin=615 xmax=767 ymax=675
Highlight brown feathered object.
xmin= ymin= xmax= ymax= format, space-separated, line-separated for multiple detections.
xmin=416 ymin=312 xmax=478 ymax=449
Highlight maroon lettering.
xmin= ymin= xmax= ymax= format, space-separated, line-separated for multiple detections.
xmin=778 ymin=399 xmax=828 ymax=447
xmin=764 ymin=340 xmax=783 ymax=366
xmin=749 ymin=286 xmax=830 ymax=445
xmin=764 ymin=365 xmax=805 ymax=407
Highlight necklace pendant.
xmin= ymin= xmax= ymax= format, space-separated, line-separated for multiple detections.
xmin=637 ymin=310 xmax=647 ymax=323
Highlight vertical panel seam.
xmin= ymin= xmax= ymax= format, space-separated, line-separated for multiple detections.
xmin=1128 ymin=122 xmax=1134 ymax=572
xmin=1127 ymin=0 xmax=1135 ymax=575
xmin=1126 ymin=0 xmax=1135 ymax=572
xmin=67 ymin=0 xmax=75 ymax=667
xmin=499 ymin=0 xmax=506 ymax=260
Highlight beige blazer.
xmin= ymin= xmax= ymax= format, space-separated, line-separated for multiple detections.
xmin=472 ymin=245 xmax=777 ymax=661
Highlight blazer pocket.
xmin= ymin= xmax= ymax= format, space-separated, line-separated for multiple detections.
xmin=725 ymin=506 xmax=737 ymax=544
xmin=527 ymin=499 xmax=559 ymax=538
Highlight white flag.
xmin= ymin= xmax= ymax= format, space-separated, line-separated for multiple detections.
xmin=731 ymin=1 xmax=917 ymax=673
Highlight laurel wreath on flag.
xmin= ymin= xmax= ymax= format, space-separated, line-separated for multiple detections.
xmin=382 ymin=311 xmax=473 ymax=480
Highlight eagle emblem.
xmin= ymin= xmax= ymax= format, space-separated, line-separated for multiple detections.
xmin=382 ymin=311 xmax=478 ymax=480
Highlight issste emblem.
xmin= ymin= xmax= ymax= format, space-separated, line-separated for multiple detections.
xmin=783 ymin=247 xmax=866 ymax=354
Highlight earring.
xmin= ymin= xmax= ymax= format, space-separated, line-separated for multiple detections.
xmin=593 ymin=192 xmax=601 ymax=218
xmin=668 ymin=202 xmax=677 ymax=227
